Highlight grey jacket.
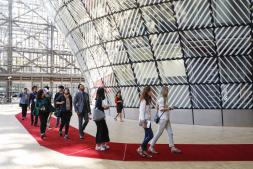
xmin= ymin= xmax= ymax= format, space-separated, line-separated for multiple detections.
xmin=73 ymin=91 xmax=91 ymax=114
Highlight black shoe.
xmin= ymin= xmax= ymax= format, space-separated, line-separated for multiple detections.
xmin=64 ymin=135 xmax=69 ymax=139
xmin=41 ymin=134 xmax=45 ymax=139
xmin=59 ymin=131 xmax=62 ymax=136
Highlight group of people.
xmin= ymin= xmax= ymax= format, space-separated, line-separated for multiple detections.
xmin=19 ymin=84 xmax=181 ymax=156
xmin=19 ymin=84 xmax=111 ymax=151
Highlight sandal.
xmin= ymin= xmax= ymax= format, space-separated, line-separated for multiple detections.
xmin=136 ymin=147 xmax=146 ymax=157
xmin=171 ymin=146 xmax=182 ymax=154
xmin=148 ymin=147 xmax=159 ymax=154
xmin=143 ymin=151 xmax=152 ymax=158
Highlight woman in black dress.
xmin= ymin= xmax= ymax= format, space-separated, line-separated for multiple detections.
xmin=94 ymin=87 xmax=110 ymax=151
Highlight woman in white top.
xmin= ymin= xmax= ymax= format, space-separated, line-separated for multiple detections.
xmin=149 ymin=86 xmax=181 ymax=154
xmin=137 ymin=86 xmax=154 ymax=158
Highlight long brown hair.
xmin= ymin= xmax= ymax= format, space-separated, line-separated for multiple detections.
xmin=37 ymin=89 xmax=44 ymax=100
xmin=140 ymin=86 xmax=152 ymax=105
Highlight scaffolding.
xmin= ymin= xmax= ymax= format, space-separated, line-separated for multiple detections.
xmin=0 ymin=0 xmax=84 ymax=103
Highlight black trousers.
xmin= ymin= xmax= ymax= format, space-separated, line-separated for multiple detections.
xmin=21 ymin=104 xmax=28 ymax=117
xmin=39 ymin=111 xmax=49 ymax=135
xmin=31 ymin=104 xmax=38 ymax=125
xmin=78 ymin=113 xmax=89 ymax=136
xmin=59 ymin=111 xmax=72 ymax=135
xmin=95 ymin=119 xmax=110 ymax=144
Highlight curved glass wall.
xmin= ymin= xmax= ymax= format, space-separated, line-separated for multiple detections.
xmin=42 ymin=0 xmax=253 ymax=109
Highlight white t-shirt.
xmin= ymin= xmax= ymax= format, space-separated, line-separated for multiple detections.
xmin=139 ymin=100 xmax=152 ymax=128
xmin=157 ymin=97 xmax=170 ymax=120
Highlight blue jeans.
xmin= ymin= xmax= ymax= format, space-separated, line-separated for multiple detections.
xmin=141 ymin=126 xmax=153 ymax=151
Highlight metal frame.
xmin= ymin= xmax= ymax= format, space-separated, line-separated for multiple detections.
xmin=0 ymin=0 xmax=83 ymax=102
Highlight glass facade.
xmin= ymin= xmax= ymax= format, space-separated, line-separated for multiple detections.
xmin=43 ymin=0 xmax=253 ymax=109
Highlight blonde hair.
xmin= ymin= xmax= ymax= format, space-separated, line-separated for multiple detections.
xmin=161 ymin=86 xmax=169 ymax=102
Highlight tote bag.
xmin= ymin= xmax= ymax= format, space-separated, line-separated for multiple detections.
xmin=93 ymin=108 xmax=105 ymax=121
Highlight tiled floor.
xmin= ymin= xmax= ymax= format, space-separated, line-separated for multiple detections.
xmin=0 ymin=104 xmax=253 ymax=169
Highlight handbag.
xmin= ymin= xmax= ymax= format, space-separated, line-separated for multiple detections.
xmin=93 ymin=108 xmax=105 ymax=121
xmin=154 ymin=98 xmax=166 ymax=124
xmin=154 ymin=112 xmax=164 ymax=124
xmin=33 ymin=107 xmax=40 ymax=116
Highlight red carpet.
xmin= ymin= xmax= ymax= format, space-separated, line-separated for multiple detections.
xmin=16 ymin=113 xmax=253 ymax=161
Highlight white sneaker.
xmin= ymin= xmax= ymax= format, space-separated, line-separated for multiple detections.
xmin=102 ymin=144 xmax=110 ymax=149
xmin=95 ymin=145 xmax=105 ymax=151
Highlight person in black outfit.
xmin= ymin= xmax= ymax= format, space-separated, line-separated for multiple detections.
xmin=57 ymin=88 xmax=72 ymax=139
xmin=94 ymin=87 xmax=110 ymax=151
xmin=54 ymin=85 xmax=64 ymax=128
xmin=43 ymin=86 xmax=54 ymax=129
xmin=29 ymin=86 xmax=38 ymax=126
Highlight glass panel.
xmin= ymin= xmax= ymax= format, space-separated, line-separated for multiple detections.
xmin=168 ymin=85 xmax=191 ymax=108
xmin=113 ymin=9 xmax=146 ymax=38
xmin=158 ymin=60 xmax=187 ymax=84
xmin=186 ymin=57 xmax=219 ymax=83
xmin=120 ymin=87 xmax=140 ymax=107
xmin=141 ymin=2 xmax=176 ymax=33
xmin=113 ymin=64 xmax=136 ymax=85
xmin=133 ymin=62 xmax=159 ymax=85
xmin=80 ymin=22 xmax=100 ymax=48
xmin=222 ymin=84 xmax=252 ymax=109
xmin=191 ymin=84 xmax=221 ymax=109
xmin=94 ymin=16 xmax=120 ymax=42
xmin=107 ymin=0 xmax=136 ymax=13
xmin=99 ymin=67 xmax=117 ymax=87
xmin=212 ymin=0 xmax=251 ymax=26
xmin=174 ymin=0 xmax=211 ymax=29
xmin=220 ymin=55 xmax=252 ymax=83
xmin=124 ymin=36 xmax=153 ymax=61
xmin=150 ymin=32 xmax=182 ymax=59
xmin=85 ymin=0 xmax=109 ymax=19
xmin=215 ymin=26 xmax=251 ymax=56
xmin=106 ymin=41 xmax=129 ymax=64
xmin=180 ymin=29 xmax=215 ymax=57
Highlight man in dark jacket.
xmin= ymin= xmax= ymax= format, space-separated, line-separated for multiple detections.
xmin=74 ymin=84 xmax=91 ymax=139
xmin=54 ymin=85 xmax=64 ymax=128
xmin=29 ymin=86 xmax=38 ymax=126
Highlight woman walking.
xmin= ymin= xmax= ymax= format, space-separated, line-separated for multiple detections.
xmin=94 ymin=87 xmax=110 ymax=151
xmin=149 ymin=86 xmax=181 ymax=154
xmin=57 ymin=88 xmax=72 ymax=139
xmin=36 ymin=89 xmax=50 ymax=139
xmin=137 ymin=86 xmax=153 ymax=158
xmin=114 ymin=91 xmax=124 ymax=122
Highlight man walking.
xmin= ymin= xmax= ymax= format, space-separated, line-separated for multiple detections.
xmin=74 ymin=84 xmax=91 ymax=139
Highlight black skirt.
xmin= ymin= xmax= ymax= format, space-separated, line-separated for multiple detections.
xmin=95 ymin=119 xmax=110 ymax=144
xmin=116 ymin=104 xmax=123 ymax=113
